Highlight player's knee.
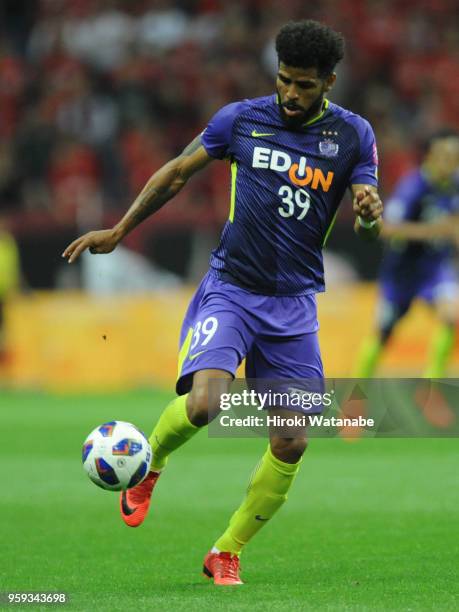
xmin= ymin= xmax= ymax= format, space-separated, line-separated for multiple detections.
xmin=270 ymin=436 xmax=308 ymax=464
xmin=187 ymin=370 xmax=233 ymax=426
xmin=187 ymin=381 xmax=225 ymax=426
xmin=187 ymin=387 xmax=213 ymax=426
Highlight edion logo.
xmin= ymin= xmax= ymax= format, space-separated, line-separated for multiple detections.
xmin=252 ymin=146 xmax=334 ymax=192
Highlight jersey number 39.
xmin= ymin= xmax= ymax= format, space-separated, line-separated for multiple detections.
xmin=190 ymin=316 xmax=219 ymax=350
xmin=278 ymin=186 xmax=310 ymax=220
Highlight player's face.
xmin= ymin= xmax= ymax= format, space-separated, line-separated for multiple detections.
xmin=276 ymin=63 xmax=335 ymax=128
xmin=427 ymin=138 xmax=459 ymax=183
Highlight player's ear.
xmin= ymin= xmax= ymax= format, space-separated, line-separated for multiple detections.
xmin=324 ymin=73 xmax=336 ymax=92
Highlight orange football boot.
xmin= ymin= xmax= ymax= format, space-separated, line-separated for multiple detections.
xmin=203 ymin=551 xmax=244 ymax=585
xmin=414 ymin=383 xmax=456 ymax=429
xmin=119 ymin=471 xmax=160 ymax=527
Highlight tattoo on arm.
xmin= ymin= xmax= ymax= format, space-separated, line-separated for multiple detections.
xmin=116 ymin=162 xmax=182 ymax=232
xmin=129 ymin=184 xmax=174 ymax=225
xmin=136 ymin=134 xmax=203 ymax=220
xmin=115 ymin=133 xmax=207 ymax=236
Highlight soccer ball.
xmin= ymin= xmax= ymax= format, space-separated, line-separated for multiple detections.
xmin=82 ymin=421 xmax=152 ymax=491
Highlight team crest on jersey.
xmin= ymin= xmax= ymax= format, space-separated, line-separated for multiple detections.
xmin=319 ymin=139 xmax=339 ymax=158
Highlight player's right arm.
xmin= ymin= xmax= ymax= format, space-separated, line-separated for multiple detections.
xmin=62 ymin=135 xmax=213 ymax=263
xmin=381 ymin=170 xmax=459 ymax=244
xmin=381 ymin=215 xmax=459 ymax=244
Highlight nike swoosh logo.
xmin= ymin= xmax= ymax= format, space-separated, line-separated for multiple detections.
xmin=189 ymin=350 xmax=206 ymax=361
xmin=251 ymin=130 xmax=275 ymax=137
xmin=255 ymin=515 xmax=269 ymax=521
xmin=121 ymin=491 xmax=136 ymax=516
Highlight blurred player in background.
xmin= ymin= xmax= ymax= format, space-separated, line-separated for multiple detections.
xmin=355 ymin=130 xmax=459 ymax=379
xmin=0 ymin=215 xmax=20 ymax=370
xmin=63 ymin=21 xmax=382 ymax=585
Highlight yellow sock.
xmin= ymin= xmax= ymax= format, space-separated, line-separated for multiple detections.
xmin=424 ymin=324 xmax=455 ymax=378
xmin=149 ymin=394 xmax=199 ymax=472
xmin=353 ymin=335 xmax=383 ymax=378
xmin=214 ymin=447 xmax=301 ymax=555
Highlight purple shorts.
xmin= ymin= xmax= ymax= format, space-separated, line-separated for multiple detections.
xmin=378 ymin=263 xmax=458 ymax=330
xmin=176 ymin=270 xmax=323 ymax=396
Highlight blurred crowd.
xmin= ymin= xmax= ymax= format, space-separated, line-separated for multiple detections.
xmin=0 ymin=0 xmax=458 ymax=286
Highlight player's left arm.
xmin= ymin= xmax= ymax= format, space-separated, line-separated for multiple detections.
xmin=351 ymin=184 xmax=383 ymax=240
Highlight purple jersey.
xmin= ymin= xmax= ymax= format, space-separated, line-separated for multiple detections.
xmin=201 ymin=94 xmax=378 ymax=296
xmin=381 ymin=168 xmax=459 ymax=283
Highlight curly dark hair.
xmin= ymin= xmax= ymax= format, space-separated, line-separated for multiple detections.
xmin=423 ymin=127 xmax=459 ymax=149
xmin=275 ymin=20 xmax=345 ymax=77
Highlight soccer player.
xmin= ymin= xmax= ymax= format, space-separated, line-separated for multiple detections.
xmin=0 ymin=216 xmax=20 ymax=368
xmin=355 ymin=130 xmax=459 ymax=379
xmin=63 ymin=21 xmax=382 ymax=585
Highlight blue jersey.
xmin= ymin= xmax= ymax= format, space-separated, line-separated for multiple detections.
xmin=381 ymin=168 xmax=459 ymax=282
xmin=201 ymin=94 xmax=378 ymax=296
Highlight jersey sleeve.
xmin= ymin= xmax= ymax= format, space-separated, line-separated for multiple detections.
xmin=349 ymin=119 xmax=378 ymax=187
xmin=383 ymin=172 xmax=424 ymax=223
xmin=200 ymin=101 xmax=246 ymax=160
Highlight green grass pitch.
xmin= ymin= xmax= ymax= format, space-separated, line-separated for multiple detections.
xmin=1 ymin=389 xmax=458 ymax=611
